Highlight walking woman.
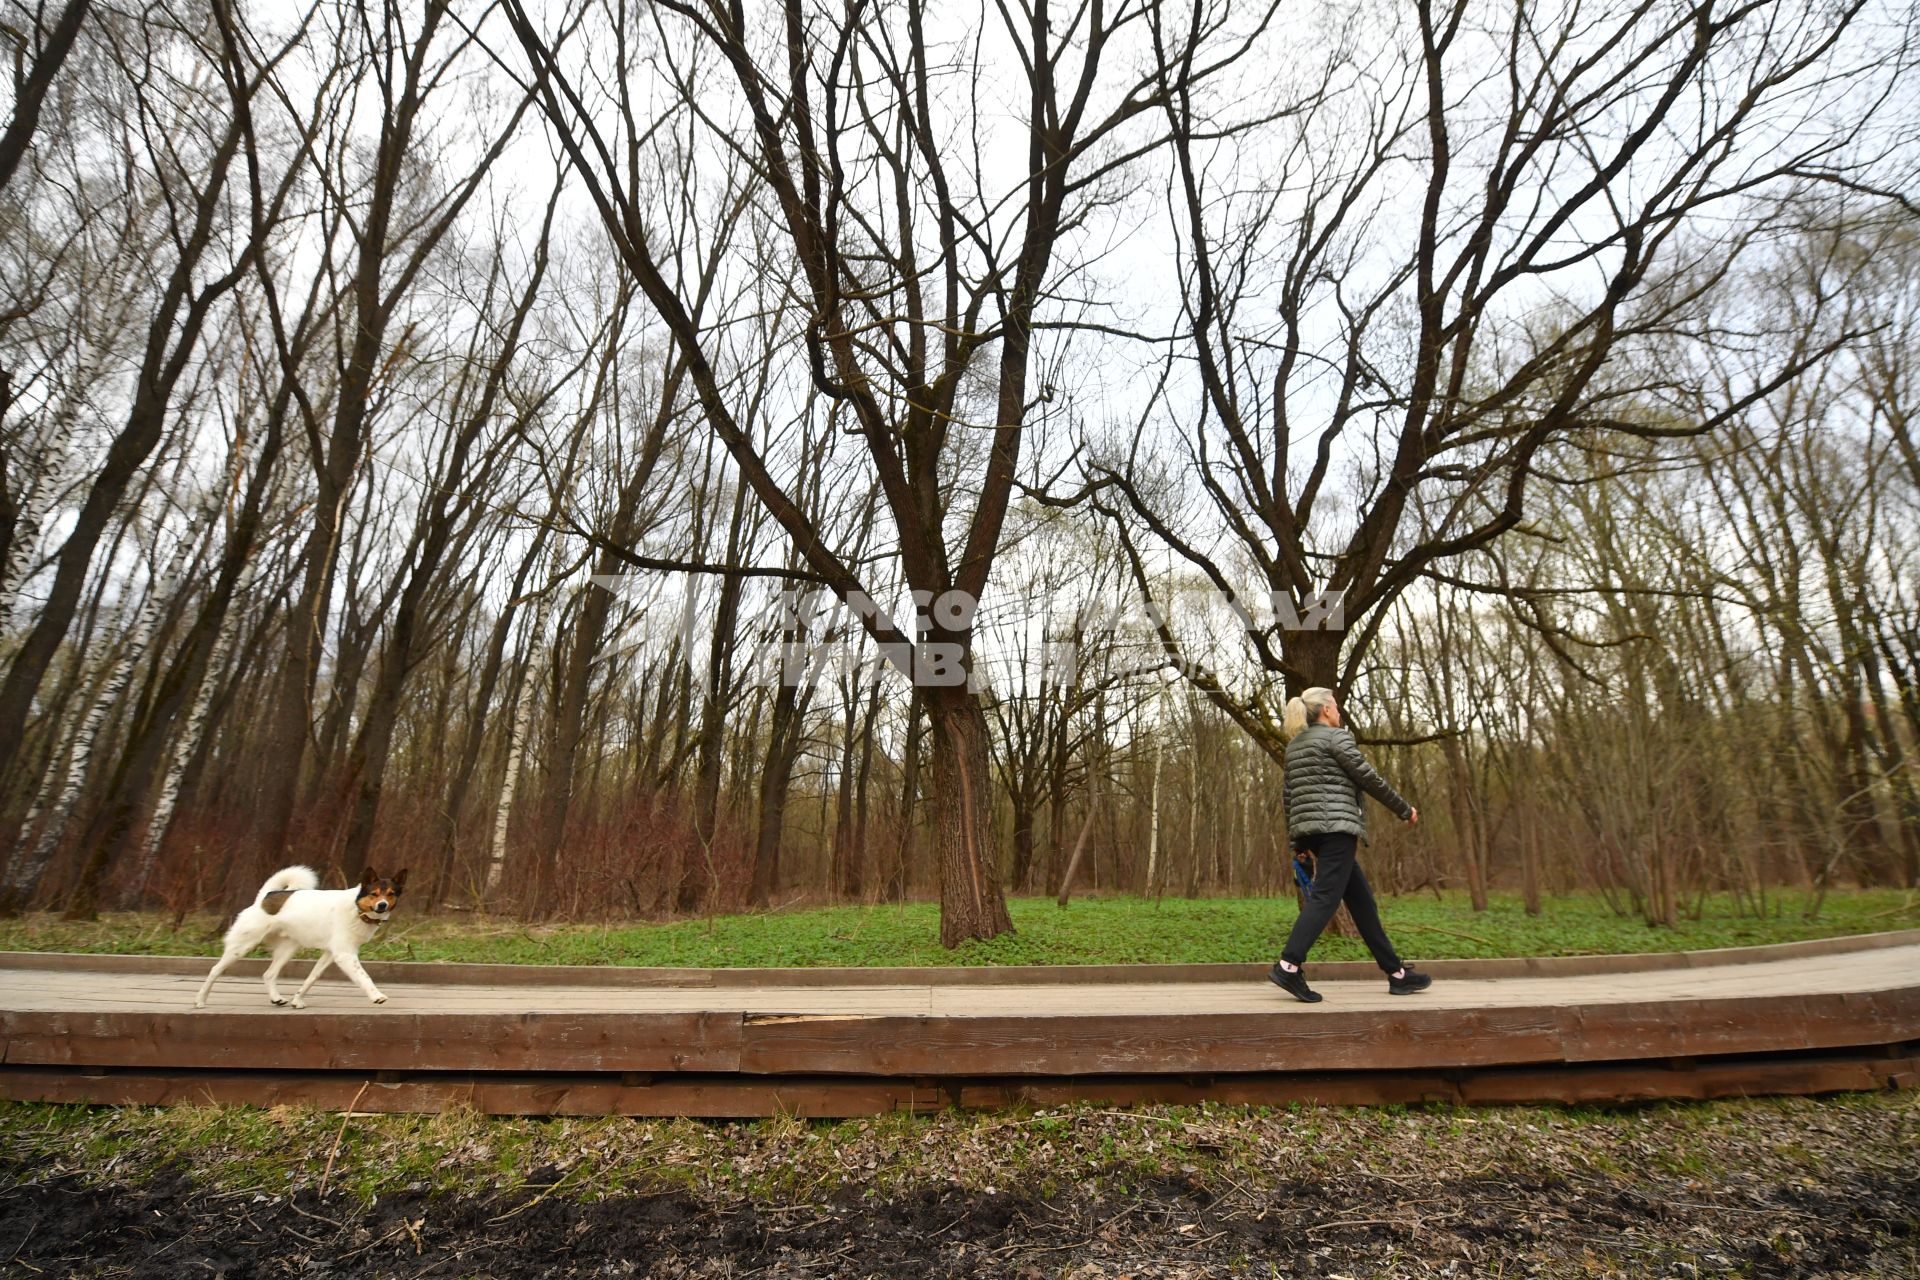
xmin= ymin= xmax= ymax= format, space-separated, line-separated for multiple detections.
xmin=1270 ymin=686 xmax=1432 ymax=1003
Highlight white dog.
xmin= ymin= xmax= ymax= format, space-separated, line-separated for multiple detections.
xmin=193 ymin=865 xmax=408 ymax=1009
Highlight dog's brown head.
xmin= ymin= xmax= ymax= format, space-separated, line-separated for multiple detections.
xmin=355 ymin=867 xmax=408 ymax=921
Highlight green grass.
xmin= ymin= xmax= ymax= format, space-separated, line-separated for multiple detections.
xmin=1 ymin=1092 xmax=1912 ymax=1210
xmin=0 ymin=887 xmax=1913 ymax=968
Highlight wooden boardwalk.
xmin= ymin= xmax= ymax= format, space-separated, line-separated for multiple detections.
xmin=2 ymin=930 xmax=1916 ymax=1115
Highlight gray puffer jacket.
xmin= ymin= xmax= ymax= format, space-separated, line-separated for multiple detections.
xmin=1283 ymin=723 xmax=1413 ymax=842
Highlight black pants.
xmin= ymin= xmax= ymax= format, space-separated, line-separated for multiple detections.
xmin=1281 ymin=831 xmax=1403 ymax=973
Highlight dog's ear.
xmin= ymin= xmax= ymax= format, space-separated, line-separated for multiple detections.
xmin=358 ymin=866 xmax=376 ymax=891
xmin=391 ymin=869 xmax=409 ymax=893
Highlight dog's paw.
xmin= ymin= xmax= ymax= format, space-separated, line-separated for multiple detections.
xmin=370 ymin=993 xmax=388 ymax=1004
xmin=192 ymin=999 xmax=206 ymax=1010
xmin=270 ymin=996 xmax=288 ymax=1006
xmin=290 ymin=997 xmax=305 ymax=1010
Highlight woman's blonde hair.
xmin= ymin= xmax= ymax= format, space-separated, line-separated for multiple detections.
xmin=1282 ymin=687 xmax=1336 ymax=741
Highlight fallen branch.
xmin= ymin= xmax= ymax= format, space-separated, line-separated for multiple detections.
xmin=1305 ymin=1216 xmax=1399 ymax=1238
xmin=486 ymin=1164 xmax=586 ymax=1226
xmin=1866 ymin=894 xmax=1917 ymax=920
xmin=1399 ymin=921 xmax=1498 ymax=947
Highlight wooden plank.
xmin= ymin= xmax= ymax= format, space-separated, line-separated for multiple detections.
xmin=7 ymin=989 xmax=1906 ymax=1081
xmin=736 ymin=1008 xmax=1571 ymax=1075
xmin=966 ymin=1074 xmax=1470 ymax=1108
xmin=735 ymin=989 xmax=1920 ymax=1077
xmin=0 ymin=1069 xmax=957 ymax=1117
xmin=20 ymin=954 xmax=1916 ymax=1016
xmin=1456 ymin=1055 xmax=1920 ymax=1105
xmin=1550 ymin=989 xmax=1920 ymax=1063
xmin=4 ymin=926 xmax=1916 ymax=988
xmin=0 ymin=1009 xmax=745 ymax=1073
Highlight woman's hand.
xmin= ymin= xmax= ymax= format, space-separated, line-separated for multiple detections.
xmin=1408 ymin=807 xmax=1419 ymax=825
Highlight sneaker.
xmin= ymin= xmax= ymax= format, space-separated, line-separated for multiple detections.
xmin=1268 ymin=961 xmax=1323 ymax=1003
xmin=1388 ymin=967 xmax=1432 ymax=995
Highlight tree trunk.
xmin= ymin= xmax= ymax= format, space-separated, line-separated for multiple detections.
xmin=1043 ymin=737 xmax=1069 ymax=896
xmin=1144 ymin=729 xmax=1163 ymax=897
xmin=683 ymin=582 xmax=740 ymax=913
xmin=830 ymin=703 xmax=860 ymax=900
xmin=0 ymin=0 xmax=92 ymax=193
xmin=1 ymin=496 xmax=150 ymax=912
xmin=62 ymin=515 xmax=216 ymax=918
xmin=885 ymin=690 xmax=922 ymax=903
xmin=124 ymin=589 xmax=248 ymax=910
xmin=1283 ymin=629 xmax=1343 ymax=698
xmin=307 ymin=597 xmax=380 ymax=821
xmin=852 ymin=680 xmax=880 ymax=900
xmin=435 ymin=537 xmax=548 ymax=909
xmin=1009 ymin=798 xmax=1037 ymax=895
xmin=1520 ymin=763 xmax=1543 ymax=916
xmin=337 ymin=235 xmax=550 ymax=875
xmin=1055 ymin=799 xmax=1098 ymax=907
xmin=748 ymin=679 xmax=804 ymax=908
xmin=251 ymin=0 xmax=452 ymax=872
xmin=686 ymin=498 xmax=749 ymax=912
xmin=142 ymin=579 xmax=288 ymax=900
xmin=66 ymin=368 xmax=292 ymax=913
xmin=926 ymin=690 xmax=1013 ymax=947
xmin=20 ymin=595 xmax=150 ymax=916
xmin=0 ymin=104 xmax=248 ymax=788
xmin=486 ymin=576 xmax=558 ymax=901
xmin=1441 ymin=735 xmax=1489 ymax=912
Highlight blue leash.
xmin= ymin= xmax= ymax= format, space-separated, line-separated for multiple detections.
xmin=1291 ymin=852 xmax=1314 ymax=893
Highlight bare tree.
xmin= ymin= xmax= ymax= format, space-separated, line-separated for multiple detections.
xmin=1079 ymin=0 xmax=1906 ymax=768
xmin=331 ymin=195 xmax=562 ymax=874
xmin=498 ymin=0 xmax=1278 ymax=941
xmin=55 ymin=3 xmax=347 ymax=914
xmin=251 ymin=0 xmax=539 ymax=870
xmin=0 ymin=2 xmax=308 ymax=891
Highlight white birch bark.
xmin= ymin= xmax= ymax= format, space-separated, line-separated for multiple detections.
xmin=0 ymin=397 xmax=86 ymax=645
xmin=7 ymin=511 xmax=199 ymax=903
xmin=127 ymin=546 xmax=253 ymax=902
xmin=1187 ymin=740 xmax=1201 ymax=892
xmin=1145 ymin=714 xmax=1163 ymax=896
xmin=485 ymin=571 xmax=560 ymax=895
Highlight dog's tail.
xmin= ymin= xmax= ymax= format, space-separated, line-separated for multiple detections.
xmin=255 ymin=865 xmax=319 ymax=905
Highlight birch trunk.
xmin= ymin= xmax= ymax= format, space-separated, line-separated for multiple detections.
xmin=486 ymin=574 xmax=559 ymax=898
xmin=128 ymin=572 xmax=244 ymax=905
xmin=9 ymin=518 xmax=185 ymax=913
xmin=1144 ymin=729 xmax=1162 ymax=897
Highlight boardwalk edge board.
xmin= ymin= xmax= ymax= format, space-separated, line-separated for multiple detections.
xmin=0 ymin=1044 xmax=1914 ymax=1115
xmin=6 ymin=986 xmax=1917 ymax=1076
xmin=3 ymin=933 xmax=1916 ymax=1112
